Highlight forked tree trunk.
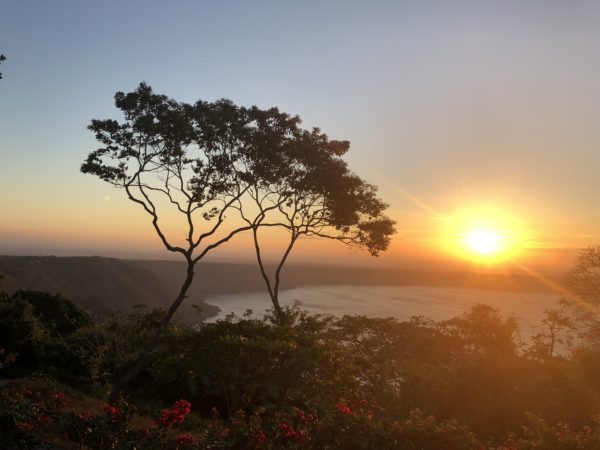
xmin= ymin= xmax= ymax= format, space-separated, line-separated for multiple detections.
xmin=108 ymin=262 xmax=196 ymax=404
xmin=270 ymin=291 xmax=287 ymax=326
xmin=253 ymin=227 xmax=297 ymax=327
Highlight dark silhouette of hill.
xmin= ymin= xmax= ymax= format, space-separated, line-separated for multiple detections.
xmin=0 ymin=256 xmax=218 ymax=323
xmin=0 ymin=255 xmax=564 ymax=322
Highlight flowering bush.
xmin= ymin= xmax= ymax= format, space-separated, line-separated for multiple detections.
xmin=53 ymin=390 xmax=68 ymax=406
xmin=174 ymin=432 xmax=198 ymax=448
xmin=336 ymin=398 xmax=356 ymax=416
xmin=0 ymin=380 xmax=67 ymax=448
xmin=157 ymin=399 xmax=192 ymax=428
xmin=5 ymin=304 xmax=600 ymax=449
xmin=5 ymin=379 xmax=600 ymax=450
xmin=103 ymin=403 xmax=122 ymax=422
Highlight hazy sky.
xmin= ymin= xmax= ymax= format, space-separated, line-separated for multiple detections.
xmin=2 ymin=1 xmax=600 ymax=269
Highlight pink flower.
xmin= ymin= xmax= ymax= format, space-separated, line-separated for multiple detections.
xmin=280 ymin=422 xmax=306 ymax=440
xmin=103 ymin=404 xmax=122 ymax=422
xmin=281 ymin=422 xmax=292 ymax=435
xmin=336 ymin=399 xmax=355 ymax=416
xmin=157 ymin=399 xmax=192 ymax=428
xmin=175 ymin=432 xmax=197 ymax=448
xmin=251 ymin=429 xmax=268 ymax=446
xmin=79 ymin=410 xmax=92 ymax=420
xmin=16 ymin=422 xmax=34 ymax=431
xmin=296 ymin=409 xmax=315 ymax=423
xmin=53 ymin=391 xmax=68 ymax=405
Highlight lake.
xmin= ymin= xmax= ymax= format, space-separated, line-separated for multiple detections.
xmin=204 ymin=284 xmax=561 ymax=331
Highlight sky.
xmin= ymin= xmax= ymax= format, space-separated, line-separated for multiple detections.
xmin=1 ymin=1 xmax=600 ymax=271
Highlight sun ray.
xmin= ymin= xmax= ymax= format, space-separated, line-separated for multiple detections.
xmin=509 ymin=259 xmax=600 ymax=316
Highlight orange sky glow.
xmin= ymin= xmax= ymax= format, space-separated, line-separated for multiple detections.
xmin=2 ymin=2 xmax=600 ymax=274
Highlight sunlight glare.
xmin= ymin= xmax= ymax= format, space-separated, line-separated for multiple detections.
xmin=439 ymin=204 xmax=532 ymax=264
xmin=465 ymin=229 xmax=502 ymax=256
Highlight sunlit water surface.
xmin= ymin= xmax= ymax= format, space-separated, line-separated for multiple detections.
xmin=204 ymin=285 xmax=560 ymax=332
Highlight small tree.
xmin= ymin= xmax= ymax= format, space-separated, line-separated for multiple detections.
xmin=0 ymin=54 xmax=6 ymax=79
xmin=83 ymin=84 xmax=255 ymax=330
xmin=526 ymin=306 xmax=576 ymax=360
xmin=239 ymin=131 xmax=395 ymax=324
xmin=82 ymin=83 xmax=360 ymax=398
xmin=82 ymin=84 xmax=284 ymax=400
xmin=567 ymin=246 xmax=600 ymax=345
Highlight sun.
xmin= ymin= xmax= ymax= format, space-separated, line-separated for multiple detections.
xmin=439 ymin=205 xmax=529 ymax=264
xmin=465 ymin=229 xmax=503 ymax=256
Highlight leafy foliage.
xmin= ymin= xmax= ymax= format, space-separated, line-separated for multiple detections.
xmin=567 ymin=246 xmax=600 ymax=345
xmin=3 ymin=286 xmax=600 ymax=448
xmin=0 ymin=290 xmax=90 ymax=377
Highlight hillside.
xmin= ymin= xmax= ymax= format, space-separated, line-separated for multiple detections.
xmin=0 ymin=256 xmax=218 ymax=322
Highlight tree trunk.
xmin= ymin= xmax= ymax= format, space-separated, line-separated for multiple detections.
xmin=252 ymin=226 xmax=296 ymax=327
xmin=270 ymin=291 xmax=287 ymax=326
xmin=108 ymin=262 xmax=196 ymax=403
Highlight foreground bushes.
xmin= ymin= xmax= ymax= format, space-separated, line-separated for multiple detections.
xmin=2 ymin=378 xmax=600 ymax=449
xmin=2 ymin=291 xmax=600 ymax=448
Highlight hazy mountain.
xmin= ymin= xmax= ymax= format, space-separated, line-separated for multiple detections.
xmin=0 ymin=256 xmax=218 ymax=323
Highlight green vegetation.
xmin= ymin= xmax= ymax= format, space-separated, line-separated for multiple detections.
xmin=2 ymin=284 xmax=600 ymax=449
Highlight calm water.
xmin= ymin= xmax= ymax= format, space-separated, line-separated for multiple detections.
xmin=204 ymin=285 xmax=561 ymax=331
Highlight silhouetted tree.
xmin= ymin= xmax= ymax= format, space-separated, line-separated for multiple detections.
xmin=82 ymin=83 xmax=372 ymax=399
xmin=567 ymin=246 xmax=600 ymax=344
xmin=240 ymin=135 xmax=395 ymax=324
xmin=526 ymin=306 xmax=576 ymax=360
xmin=83 ymin=83 xmax=258 ymax=324
xmin=441 ymin=304 xmax=519 ymax=357
xmin=83 ymin=83 xmax=274 ymax=400
xmin=0 ymin=54 xmax=6 ymax=79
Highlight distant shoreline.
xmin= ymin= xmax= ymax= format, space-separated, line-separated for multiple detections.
xmin=0 ymin=255 xmax=567 ymax=324
xmin=203 ymin=284 xmax=561 ymax=333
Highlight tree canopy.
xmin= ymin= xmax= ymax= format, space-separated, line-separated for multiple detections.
xmin=83 ymin=83 xmax=254 ymax=262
